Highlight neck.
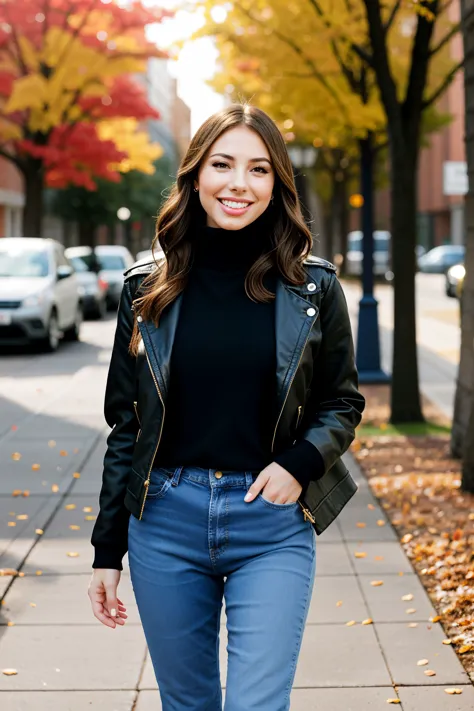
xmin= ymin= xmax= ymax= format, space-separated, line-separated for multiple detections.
xmin=192 ymin=212 xmax=273 ymax=272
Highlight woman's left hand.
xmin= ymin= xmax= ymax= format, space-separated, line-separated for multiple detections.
xmin=244 ymin=462 xmax=302 ymax=504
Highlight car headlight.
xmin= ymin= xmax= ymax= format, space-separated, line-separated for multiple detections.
xmin=449 ymin=264 xmax=465 ymax=280
xmin=22 ymin=293 xmax=45 ymax=308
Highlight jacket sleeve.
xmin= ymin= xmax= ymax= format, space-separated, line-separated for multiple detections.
xmin=91 ymin=279 xmax=139 ymax=570
xmin=298 ymin=273 xmax=365 ymax=474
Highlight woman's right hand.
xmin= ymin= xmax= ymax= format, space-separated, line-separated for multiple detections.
xmin=88 ymin=568 xmax=128 ymax=628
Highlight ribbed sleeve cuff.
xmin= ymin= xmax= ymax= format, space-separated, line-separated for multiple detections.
xmin=92 ymin=546 xmax=126 ymax=571
xmin=274 ymin=439 xmax=325 ymax=497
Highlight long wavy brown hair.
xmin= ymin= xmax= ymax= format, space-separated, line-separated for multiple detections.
xmin=128 ymin=102 xmax=313 ymax=356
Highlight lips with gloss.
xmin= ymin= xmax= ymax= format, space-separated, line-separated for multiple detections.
xmin=217 ymin=198 xmax=253 ymax=216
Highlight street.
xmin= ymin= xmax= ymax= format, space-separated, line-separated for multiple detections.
xmin=0 ymin=279 xmax=472 ymax=710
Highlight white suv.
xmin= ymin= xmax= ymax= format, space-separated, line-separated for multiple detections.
xmin=0 ymin=237 xmax=82 ymax=352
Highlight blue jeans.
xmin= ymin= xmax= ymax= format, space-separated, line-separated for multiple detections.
xmin=128 ymin=466 xmax=316 ymax=711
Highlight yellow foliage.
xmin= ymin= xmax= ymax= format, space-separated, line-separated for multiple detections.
xmin=98 ymin=119 xmax=163 ymax=174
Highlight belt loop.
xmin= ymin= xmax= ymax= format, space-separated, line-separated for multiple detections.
xmin=171 ymin=466 xmax=183 ymax=486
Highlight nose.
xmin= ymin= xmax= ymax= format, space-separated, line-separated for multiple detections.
xmin=227 ymin=166 xmax=249 ymax=194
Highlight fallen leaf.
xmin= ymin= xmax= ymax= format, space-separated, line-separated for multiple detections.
xmin=442 ymin=639 xmax=453 ymax=645
xmin=84 ymin=515 xmax=96 ymax=521
xmin=371 ymin=580 xmax=384 ymax=587
xmin=356 ymin=522 xmax=366 ymax=528
xmin=408 ymin=623 xmax=418 ymax=628
xmin=48 ymin=440 xmax=56 ymax=448
xmin=377 ymin=520 xmax=386 ymax=526
xmin=16 ymin=514 xmax=28 ymax=520
xmin=346 ymin=620 xmax=356 ymax=626
xmin=73 ymin=472 xmax=81 ymax=479
xmin=424 ymin=670 xmax=436 ymax=676
xmin=35 ymin=529 xmax=43 ymax=535
xmin=59 ymin=450 xmax=68 ymax=456
xmin=406 ymin=608 xmax=417 ymax=614
xmin=66 ymin=552 xmax=79 ymax=558
xmin=444 ymin=689 xmax=463 ymax=695
xmin=65 ymin=504 xmax=76 ymax=510
xmin=402 ymin=594 xmax=414 ymax=601
xmin=7 ymin=522 xmax=16 ymax=527
xmin=11 ymin=490 xmax=22 ymax=497
xmin=83 ymin=506 xmax=92 ymax=513
xmin=367 ymin=503 xmax=375 ymax=510
xmin=18 ymin=572 xmax=24 ymax=577
xmin=0 ymin=569 xmax=18 ymax=577
xmin=11 ymin=453 xmax=21 ymax=461
xmin=417 ymin=659 xmax=429 ymax=666
xmin=354 ymin=552 xmax=367 ymax=558
xmin=2 ymin=669 xmax=18 ymax=676
xmin=51 ymin=484 xmax=59 ymax=493
xmin=362 ymin=618 xmax=373 ymax=625
xmin=22 ymin=490 xmax=29 ymax=497
xmin=458 ymin=645 xmax=472 ymax=654
xmin=374 ymin=555 xmax=384 ymax=561
xmin=35 ymin=570 xmax=43 ymax=576
xmin=7 ymin=621 xmax=14 ymax=627
xmin=336 ymin=600 xmax=343 ymax=607
xmin=69 ymin=524 xmax=80 ymax=531
xmin=430 ymin=615 xmax=442 ymax=623
xmin=29 ymin=602 xmax=36 ymax=607
xmin=386 ymin=700 xmax=401 ymax=704
xmin=401 ymin=534 xmax=413 ymax=543
xmin=31 ymin=463 xmax=40 ymax=471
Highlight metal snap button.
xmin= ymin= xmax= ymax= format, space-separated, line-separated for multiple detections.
xmin=306 ymin=307 xmax=316 ymax=317
xmin=307 ymin=283 xmax=316 ymax=292
xmin=137 ymin=315 xmax=143 ymax=322
xmin=214 ymin=471 xmax=223 ymax=479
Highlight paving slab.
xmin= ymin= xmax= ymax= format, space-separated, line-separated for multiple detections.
xmin=376 ymin=622 xmax=471 ymax=686
xmin=337 ymin=500 xmax=398 ymax=542
xmin=0 ymin=573 xmax=139 ymax=626
xmin=21 ymin=538 xmax=128 ymax=575
xmin=293 ymin=623 xmax=392 ymax=687
xmin=358 ymin=572 xmax=437 ymax=622
xmin=397 ymin=685 xmax=474 ymax=710
xmin=6 ymin=415 xmax=105 ymax=439
xmin=306 ymin=575 xmax=370 ymax=624
xmin=0 ymin=690 xmax=137 ymax=711
xmin=0 ymin=495 xmax=50 ymax=556
xmin=345 ymin=541 xmax=414 ymax=574
xmin=314 ymin=542 xmax=354 ymax=576
xmin=0 ymin=438 xmax=93 ymax=495
xmin=0 ymin=624 xmax=146 ymax=690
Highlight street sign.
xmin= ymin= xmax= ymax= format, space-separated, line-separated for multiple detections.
xmin=443 ymin=161 xmax=468 ymax=195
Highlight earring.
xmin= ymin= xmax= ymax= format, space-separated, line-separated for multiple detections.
xmin=194 ymin=187 xmax=199 ymax=192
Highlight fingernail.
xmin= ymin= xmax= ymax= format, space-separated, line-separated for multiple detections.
xmin=244 ymin=493 xmax=252 ymax=502
xmin=111 ymin=608 xmax=117 ymax=617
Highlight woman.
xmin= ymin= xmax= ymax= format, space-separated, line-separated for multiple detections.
xmin=89 ymin=103 xmax=365 ymax=710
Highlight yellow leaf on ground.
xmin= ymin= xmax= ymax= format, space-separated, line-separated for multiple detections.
xmin=377 ymin=520 xmax=386 ymax=526
xmin=402 ymin=594 xmax=414 ymax=601
xmin=83 ymin=507 xmax=92 ymax=513
xmin=35 ymin=529 xmax=43 ymax=535
xmin=69 ymin=524 xmax=80 ymax=530
xmin=459 ymin=645 xmax=472 ymax=654
xmin=406 ymin=608 xmax=417 ymax=614
xmin=59 ymin=450 xmax=68 ymax=456
xmin=84 ymin=515 xmax=96 ymax=521
xmin=401 ymin=534 xmax=413 ymax=543
xmin=11 ymin=453 xmax=21 ymax=461
xmin=48 ymin=440 xmax=56 ymax=447
xmin=0 ymin=569 xmax=18 ymax=577
xmin=35 ymin=571 xmax=43 ymax=576
xmin=65 ymin=504 xmax=76 ymax=510
xmin=386 ymin=699 xmax=401 ymax=704
xmin=408 ymin=623 xmax=418 ymax=627
xmin=29 ymin=602 xmax=36 ymax=607
xmin=367 ymin=504 xmax=375 ymax=510
xmin=424 ymin=670 xmax=436 ymax=676
xmin=73 ymin=472 xmax=81 ymax=478
xmin=371 ymin=580 xmax=384 ymax=586
xmin=51 ymin=484 xmax=59 ymax=493
xmin=417 ymin=659 xmax=429 ymax=666
xmin=444 ymin=689 xmax=463 ymax=695
xmin=7 ymin=621 xmax=14 ymax=627
xmin=362 ymin=618 xmax=373 ymax=625
xmin=346 ymin=620 xmax=356 ymax=626
xmin=354 ymin=552 xmax=367 ymax=558
xmin=32 ymin=464 xmax=40 ymax=471
xmin=67 ymin=552 xmax=79 ymax=557
xmin=356 ymin=522 xmax=366 ymax=528
xmin=442 ymin=639 xmax=452 ymax=645
xmin=2 ymin=669 xmax=18 ymax=676
xmin=16 ymin=515 xmax=28 ymax=520
xmin=430 ymin=615 xmax=441 ymax=622
xmin=336 ymin=600 xmax=343 ymax=606
xmin=7 ymin=522 xmax=16 ymax=527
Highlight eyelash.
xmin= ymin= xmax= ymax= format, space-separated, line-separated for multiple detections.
xmin=212 ymin=161 xmax=269 ymax=174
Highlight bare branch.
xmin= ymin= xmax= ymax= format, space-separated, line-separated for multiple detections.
xmin=306 ymin=0 xmax=374 ymax=66
xmin=429 ymin=22 xmax=461 ymax=56
xmin=422 ymin=58 xmax=464 ymax=109
xmin=383 ymin=0 xmax=402 ymax=33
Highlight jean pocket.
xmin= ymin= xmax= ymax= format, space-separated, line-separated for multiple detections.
xmin=257 ymin=493 xmax=299 ymax=510
xmin=147 ymin=467 xmax=174 ymax=499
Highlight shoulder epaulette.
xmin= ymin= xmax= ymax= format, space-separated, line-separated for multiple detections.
xmin=303 ymin=255 xmax=337 ymax=272
xmin=124 ymin=251 xmax=165 ymax=281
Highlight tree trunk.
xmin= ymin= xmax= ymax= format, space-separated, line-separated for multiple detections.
xmin=78 ymin=221 xmax=97 ymax=249
xmin=390 ymin=150 xmax=424 ymax=422
xmin=22 ymin=158 xmax=44 ymax=237
xmin=338 ymin=178 xmax=349 ymax=277
xmin=451 ymin=0 xmax=474 ymax=492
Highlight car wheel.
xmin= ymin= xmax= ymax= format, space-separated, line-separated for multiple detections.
xmin=41 ymin=310 xmax=61 ymax=353
xmin=63 ymin=303 xmax=83 ymax=342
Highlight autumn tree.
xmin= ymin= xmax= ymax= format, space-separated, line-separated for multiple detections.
xmin=0 ymin=0 xmax=171 ymax=236
xmin=196 ymin=0 xmax=460 ymax=422
xmin=451 ymin=0 xmax=474 ymax=492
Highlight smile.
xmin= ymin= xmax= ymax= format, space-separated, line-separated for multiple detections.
xmin=217 ymin=198 xmax=253 ymax=215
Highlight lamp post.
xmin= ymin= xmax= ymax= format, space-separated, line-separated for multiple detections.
xmin=117 ymin=206 xmax=132 ymax=250
xmin=355 ymin=134 xmax=390 ymax=384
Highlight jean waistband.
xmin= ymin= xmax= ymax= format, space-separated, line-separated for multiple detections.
xmin=153 ymin=466 xmax=258 ymax=489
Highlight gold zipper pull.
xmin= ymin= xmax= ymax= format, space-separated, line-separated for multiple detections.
xmin=298 ymin=500 xmax=316 ymax=523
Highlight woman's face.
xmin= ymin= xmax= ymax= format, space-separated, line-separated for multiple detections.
xmin=194 ymin=125 xmax=275 ymax=230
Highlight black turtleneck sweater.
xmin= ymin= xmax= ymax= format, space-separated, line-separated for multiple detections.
xmin=152 ymin=215 xmax=324 ymax=493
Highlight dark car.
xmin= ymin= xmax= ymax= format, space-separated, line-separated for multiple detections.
xmin=418 ymin=245 xmax=465 ymax=274
xmin=64 ymin=245 xmax=134 ymax=310
xmin=66 ymin=252 xmax=108 ymax=319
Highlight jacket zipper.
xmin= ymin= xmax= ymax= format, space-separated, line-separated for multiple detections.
xmin=133 ymin=401 xmax=142 ymax=442
xmin=271 ymin=312 xmax=319 ymax=525
xmin=295 ymin=405 xmax=303 ymax=430
xmin=138 ymin=348 xmax=165 ymax=520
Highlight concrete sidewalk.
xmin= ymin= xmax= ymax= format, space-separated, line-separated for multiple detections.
xmin=0 ymin=303 xmax=472 ymax=709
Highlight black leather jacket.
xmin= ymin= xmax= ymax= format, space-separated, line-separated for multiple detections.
xmin=91 ymin=255 xmax=365 ymax=569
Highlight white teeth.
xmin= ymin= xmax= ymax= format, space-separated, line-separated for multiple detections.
xmin=221 ymin=199 xmax=250 ymax=209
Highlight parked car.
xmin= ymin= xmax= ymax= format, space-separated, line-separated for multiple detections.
xmin=63 ymin=245 xmax=134 ymax=310
xmin=0 ymin=237 xmax=82 ymax=351
xmin=65 ymin=251 xmax=108 ymax=319
xmin=135 ymin=248 xmax=164 ymax=263
xmin=417 ymin=245 xmax=465 ymax=274
xmin=345 ymin=230 xmax=391 ymax=278
xmin=446 ymin=263 xmax=465 ymax=298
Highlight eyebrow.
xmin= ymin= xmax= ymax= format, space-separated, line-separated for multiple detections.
xmin=210 ymin=152 xmax=272 ymax=165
